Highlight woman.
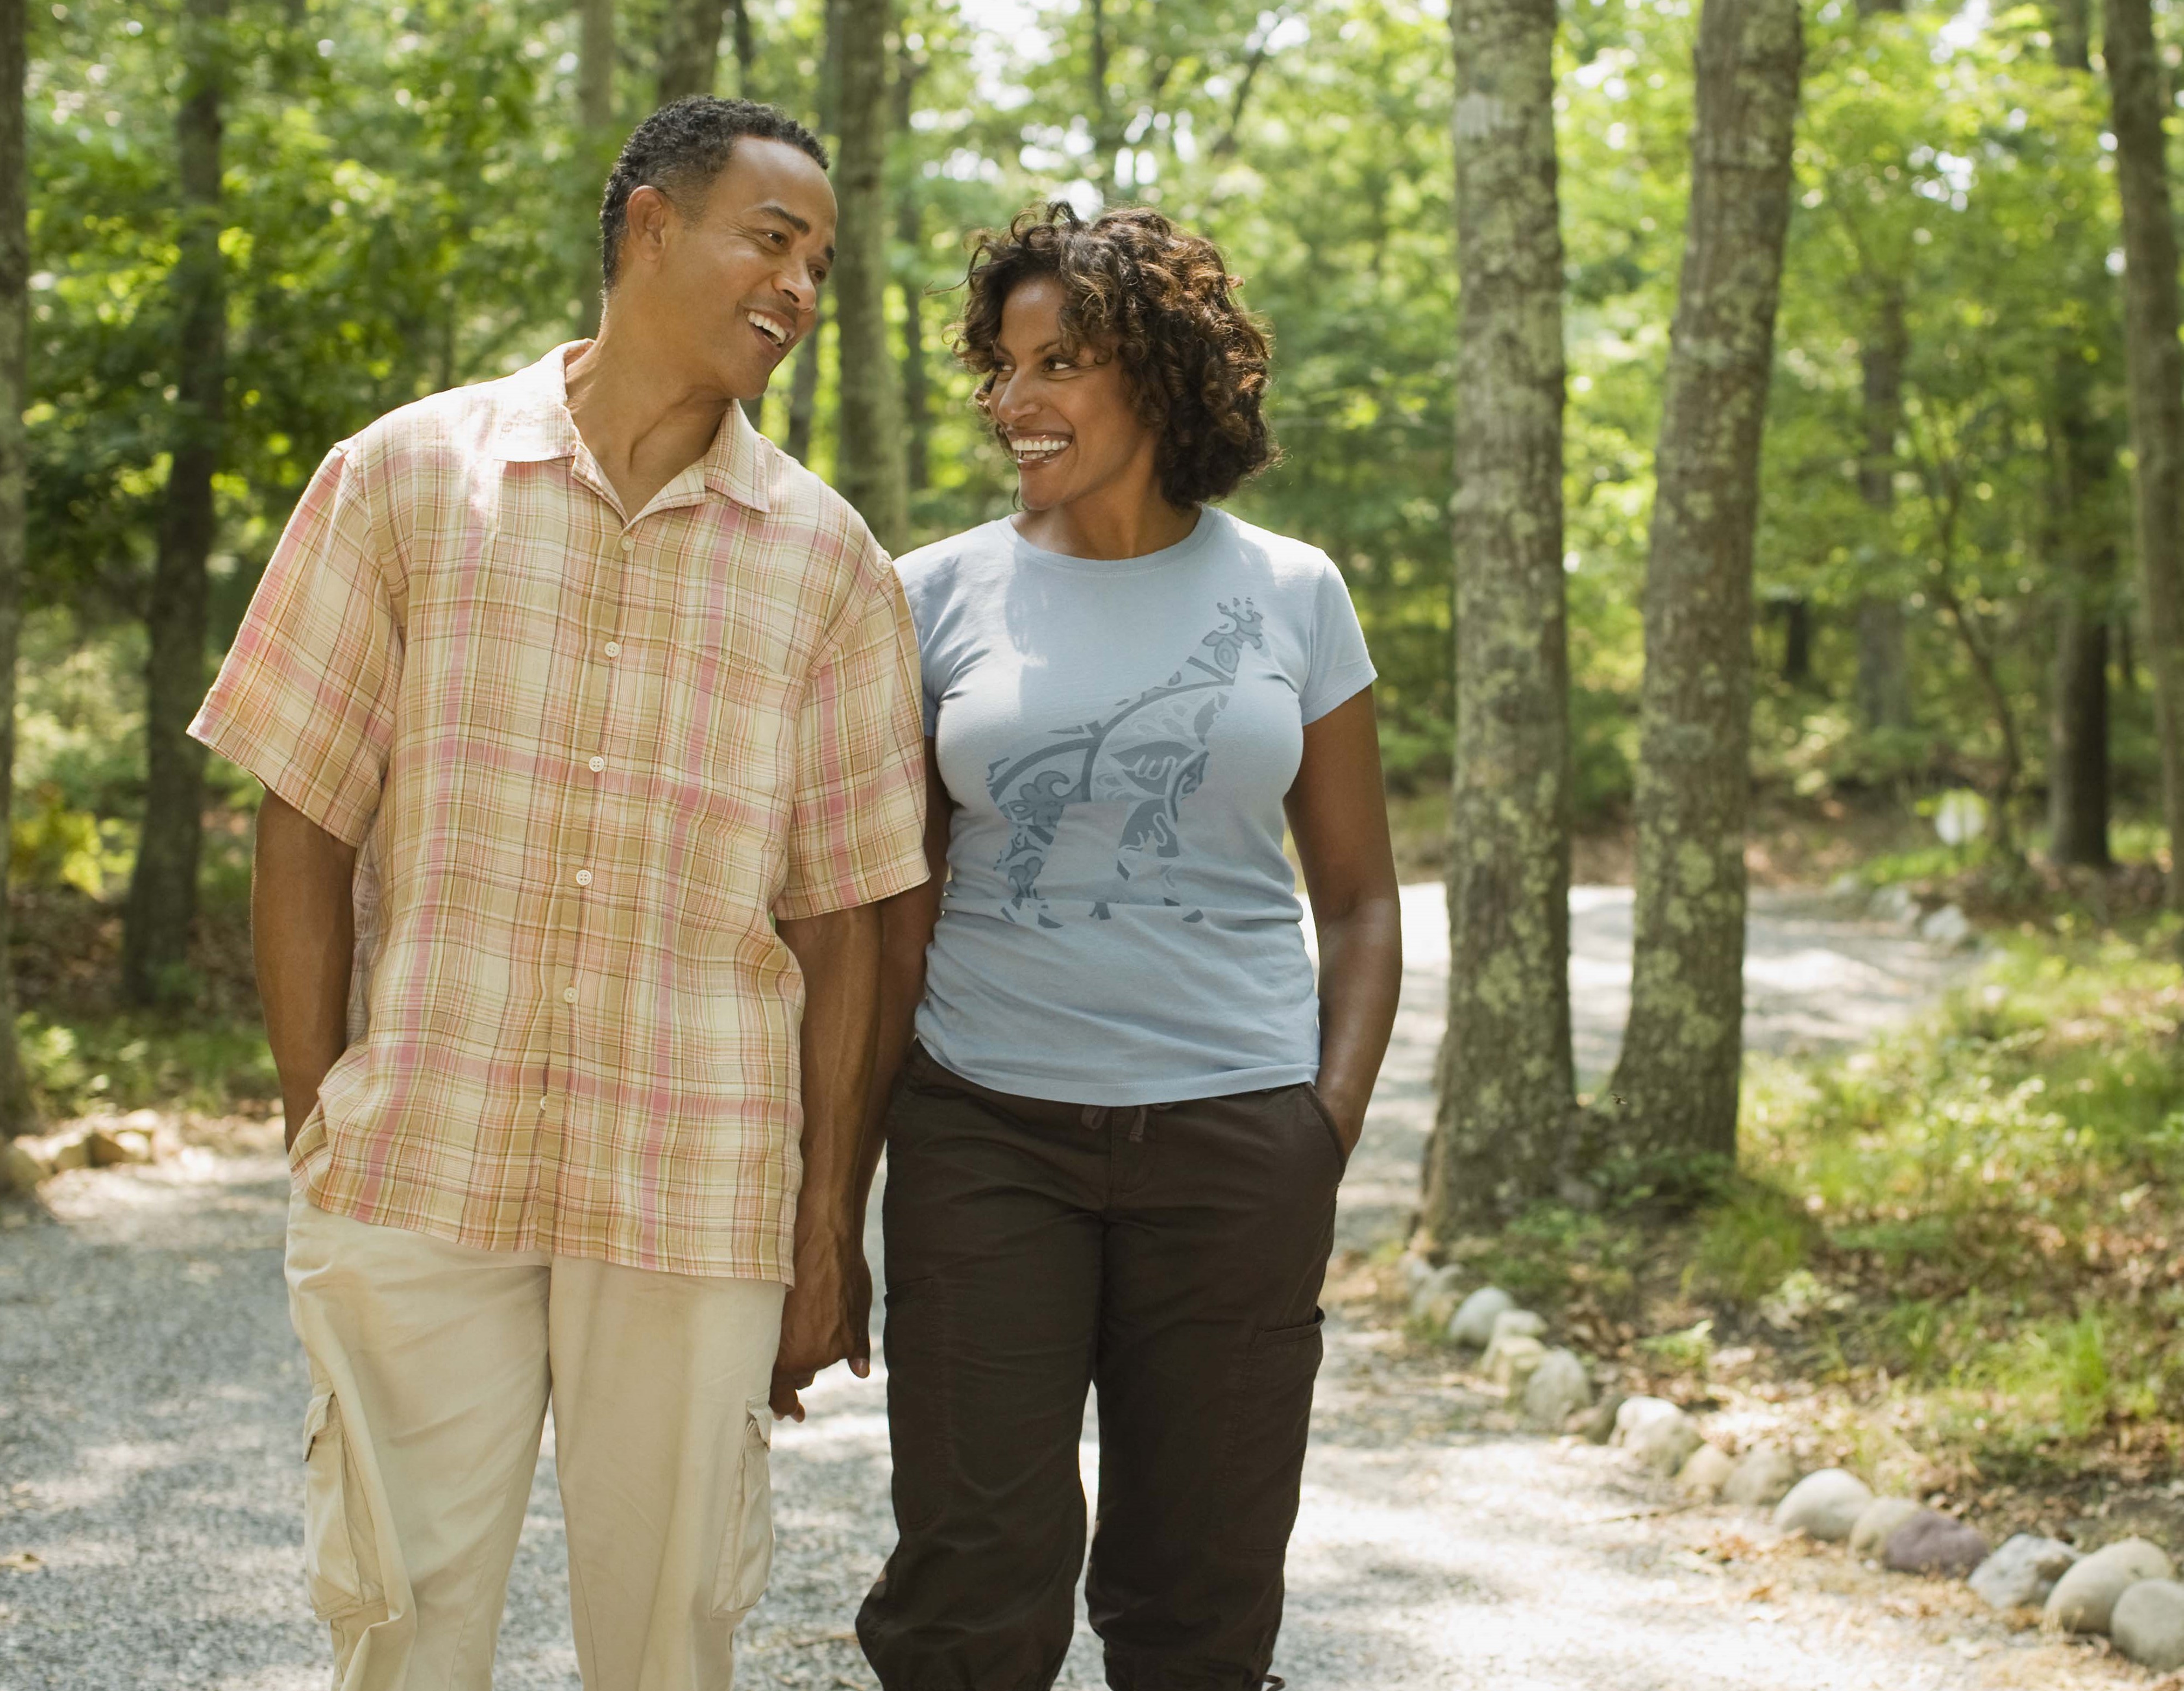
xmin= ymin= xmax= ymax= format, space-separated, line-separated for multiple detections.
xmin=854 ymin=203 xmax=1403 ymax=1690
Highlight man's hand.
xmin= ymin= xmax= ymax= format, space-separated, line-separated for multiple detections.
xmin=769 ymin=1222 xmax=872 ymax=1421
xmin=772 ymin=902 xmax=886 ymax=1422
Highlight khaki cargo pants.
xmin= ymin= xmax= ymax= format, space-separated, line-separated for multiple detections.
xmin=285 ymin=1191 xmax=786 ymax=1691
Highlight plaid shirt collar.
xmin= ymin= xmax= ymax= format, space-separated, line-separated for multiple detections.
xmin=491 ymin=342 xmax=775 ymax=516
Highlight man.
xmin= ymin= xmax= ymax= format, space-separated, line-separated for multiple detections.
xmin=189 ymin=99 xmax=927 ymax=1690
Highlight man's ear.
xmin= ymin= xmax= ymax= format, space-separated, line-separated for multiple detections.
xmin=622 ymin=183 xmax=678 ymax=277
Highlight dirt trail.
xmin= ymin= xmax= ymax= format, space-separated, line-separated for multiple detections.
xmin=2 ymin=886 xmax=2136 ymax=1690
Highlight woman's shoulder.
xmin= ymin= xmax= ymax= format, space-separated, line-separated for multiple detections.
xmin=1206 ymin=510 xmax=1345 ymax=594
xmin=893 ymin=518 xmax=1017 ymax=596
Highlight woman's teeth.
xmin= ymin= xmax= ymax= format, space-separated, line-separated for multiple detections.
xmin=1012 ymin=436 xmax=1069 ymax=463
xmin=747 ymin=311 xmax=789 ymax=347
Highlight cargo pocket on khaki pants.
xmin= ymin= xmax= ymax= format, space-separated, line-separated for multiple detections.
xmin=302 ymin=1390 xmax=386 ymax=1621
xmin=710 ymin=1398 xmax=775 ymax=1622
xmin=1222 ymin=1310 xmax=1326 ymax=1556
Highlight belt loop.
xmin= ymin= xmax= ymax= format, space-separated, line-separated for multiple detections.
xmin=1128 ymin=1106 xmax=1147 ymax=1143
xmin=1080 ymin=1105 xmax=1105 ymax=1131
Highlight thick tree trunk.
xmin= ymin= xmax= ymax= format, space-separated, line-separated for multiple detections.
xmin=1418 ymin=0 xmax=1574 ymax=1243
xmin=830 ymin=0 xmax=908 ymax=548
xmin=1592 ymin=0 xmax=1801 ymax=1181
xmin=657 ymin=0 xmax=724 ymax=105
xmin=1853 ymin=288 xmax=1910 ymax=734
xmin=2050 ymin=583 xmax=2112 ymax=864
xmin=0 ymin=0 xmax=30 ymax=1127
xmin=124 ymin=0 xmax=228 ymax=1006
xmin=577 ymin=0 xmax=616 ymax=338
xmin=2105 ymin=0 xmax=2184 ymax=907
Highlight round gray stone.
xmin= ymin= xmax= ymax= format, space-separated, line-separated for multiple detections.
xmin=2112 ymin=1579 xmax=2184 ymax=1670
xmin=1448 ymin=1286 xmax=1515 ymax=1348
xmin=1722 ymin=1446 xmax=1797 ymax=1509
xmin=1678 ymin=1443 xmax=1735 ymax=1500
xmin=1520 ymin=1347 xmax=1592 ymax=1427
xmin=1968 ymin=1534 xmax=2078 ymax=1611
xmin=2046 ymin=1538 xmax=2176 ymax=1634
xmin=1773 ymin=1468 xmax=1873 ymax=1542
xmin=1848 ymin=1496 xmax=1922 ymax=1558
xmin=1619 ymin=1400 xmax=1702 ymax=1475
xmin=1883 ymin=1510 xmax=1990 ymax=1578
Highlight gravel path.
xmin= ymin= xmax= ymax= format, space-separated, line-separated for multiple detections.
xmin=2 ymin=886 xmax=2130 ymax=1690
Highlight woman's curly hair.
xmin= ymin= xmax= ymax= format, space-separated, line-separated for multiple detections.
xmin=955 ymin=203 xmax=1278 ymax=508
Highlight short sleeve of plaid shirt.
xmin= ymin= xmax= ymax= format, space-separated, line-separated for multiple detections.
xmin=191 ymin=443 xmax=401 ymax=847
xmin=776 ymin=543 xmax=929 ymax=921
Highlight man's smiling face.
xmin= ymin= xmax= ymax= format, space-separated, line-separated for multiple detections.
xmin=627 ymin=137 xmax=837 ymax=404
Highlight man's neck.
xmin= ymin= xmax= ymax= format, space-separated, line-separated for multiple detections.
xmin=564 ymin=318 xmax=739 ymax=519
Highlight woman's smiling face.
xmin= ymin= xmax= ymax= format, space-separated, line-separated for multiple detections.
xmin=982 ymin=275 xmax=1161 ymax=515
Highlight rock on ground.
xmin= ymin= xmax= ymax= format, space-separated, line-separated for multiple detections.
xmin=1848 ymin=1497 xmax=1922 ymax=1559
xmin=1448 ymin=1286 xmax=1514 ymax=1348
xmin=1482 ymin=1313 xmax=1547 ymax=1382
xmin=1677 ymin=1444 xmax=1734 ymax=1500
xmin=2112 ymin=1579 xmax=2184 ymax=1671
xmin=1486 ymin=1335 xmax=1547 ymax=1394
xmin=1967 ymin=1535 xmax=2078 ymax=1612
xmin=1520 ymin=1349 xmax=1591 ymax=1428
xmin=1773 ymin=1469 xmax=1872 ymax=1542
xmin=1722 ymin=1447 xmax=1797 ymax=1509
xmin=1883 ymin=1512 xmax=1990 ymax=1578
xmin=2045 ymin=1537 xmax=2177 ymax=1634
xmin=1617 ymin=1400 xmax=1701 ymax=1476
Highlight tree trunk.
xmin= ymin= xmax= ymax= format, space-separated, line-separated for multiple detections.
xmin=2044 ymin=0 xmax=2113 ymax=868
xmin=123 ymin=0 xmax=229 ymax=1006
xmin=1853 ymin=288 xmax=1910 ymax=734
xmin=1782 ymin=597 xmax=1811 ymax=684
xmin=830 ymin=0 xmax=908 ymax=549
xmin=786 ymin=301 xmax=823 ymax=463
xmin=577 ymin=0 xmax=616 ymax=338
xmin=2105 ymin=0 xmax=2184 ymax=908
xmin=729 ymin=0 xmax=755 ymax=96
xmin=1418 ymin=0 xmax=1574 ymax=1243
xmin=657 ymin=0 xmax=724 ymax=105
xmin=1591 ymin=0 xmax=1801 ymax=1183
xmin=0 ymin=0 xmax=30 ymax=1128
xmin=898 ymin=195 xmax=929 ymax=495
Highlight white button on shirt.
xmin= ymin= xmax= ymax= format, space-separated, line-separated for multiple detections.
xmin=588 ymin=756 xmax=606 ymax=773
xmin=562 ymin=987 xmax=578 ymax=1004
xmin=575 ymin=869 xmax=592 ymax=887
xmin=603 ymin=641 xmax=621 ymax=658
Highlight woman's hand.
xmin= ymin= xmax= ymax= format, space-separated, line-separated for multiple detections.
xmin=1286 ymin=688 xmax=1403 ymax=1168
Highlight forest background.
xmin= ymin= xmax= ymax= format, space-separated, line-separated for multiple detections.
xmin=13 ymin=0 xmax=2184 ymax=1491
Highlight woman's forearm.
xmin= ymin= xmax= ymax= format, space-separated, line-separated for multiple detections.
xmin=1312 ymin=893 xmax=1403 ymax=1143
xmin=855 ymin=879 xmax=943 ymax=1213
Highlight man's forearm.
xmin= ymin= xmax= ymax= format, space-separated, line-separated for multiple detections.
xmin=252 ymin=792 xmax=359 ymax=1148
xmin=779 ymin=903 xmax=884 ymax=1243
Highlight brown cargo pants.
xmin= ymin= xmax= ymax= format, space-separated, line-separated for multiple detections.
xmin=855 ymin=1045 xmax=1346 ymax=1691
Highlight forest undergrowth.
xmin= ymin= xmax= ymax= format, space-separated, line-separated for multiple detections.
xmin=1375 ymin=911 xmax=2184 ymax=1542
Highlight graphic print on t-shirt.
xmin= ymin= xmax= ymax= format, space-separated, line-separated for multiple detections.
xmin=984 ymin=598 xmax=1267 ymax=928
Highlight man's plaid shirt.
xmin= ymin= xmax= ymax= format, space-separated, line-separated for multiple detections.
xmin=192 ymin=345 xmax=929 ymax=1280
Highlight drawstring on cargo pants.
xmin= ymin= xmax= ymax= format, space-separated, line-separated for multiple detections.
xmin=1078 ymin=1102 xmax=1170 ymax=1143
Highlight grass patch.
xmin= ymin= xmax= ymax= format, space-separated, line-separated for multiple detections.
xmin=19 ymin=1010 xmax=278 ymax=1120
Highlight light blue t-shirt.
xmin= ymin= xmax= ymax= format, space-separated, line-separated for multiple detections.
xmin=898 ymin=508 xmax=1377 ymax=1106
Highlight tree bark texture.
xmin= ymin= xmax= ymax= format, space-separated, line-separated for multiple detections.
xmin=1853 ymin=288 xmax=1910 ymax=733
xmin=786 ymin=303 xmax=823 ymax=463
xmin=657 ymin=0 xmax=724 ymax=105
xmin=830 ymin=0 xmax=908 ymax=549
xmin=577 ymin=0 xmax=616 ymax=336
xmin=0 ymin=0 xmax=31 ymax=1128
xmin=1419 ymin=0 xmax=1574 ymax=1243
xmin=2105 ymin=0 xmax=2184 ymax=906
xmin=898 ymin=194 xmax=929 ymax=494
xmin=729 ymin=0 xmax=755 ymax=96
xmin=1595 ymin=0 xmax=1801 ymax=1177
xmin=124 ymin=0 xmax=228 ymax=1005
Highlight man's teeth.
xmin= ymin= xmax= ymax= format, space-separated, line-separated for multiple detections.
xmin=747 ymin=311 xmax=788 ymax=347
xmin=1012 ymin=436 xmax=1070 ymax=461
